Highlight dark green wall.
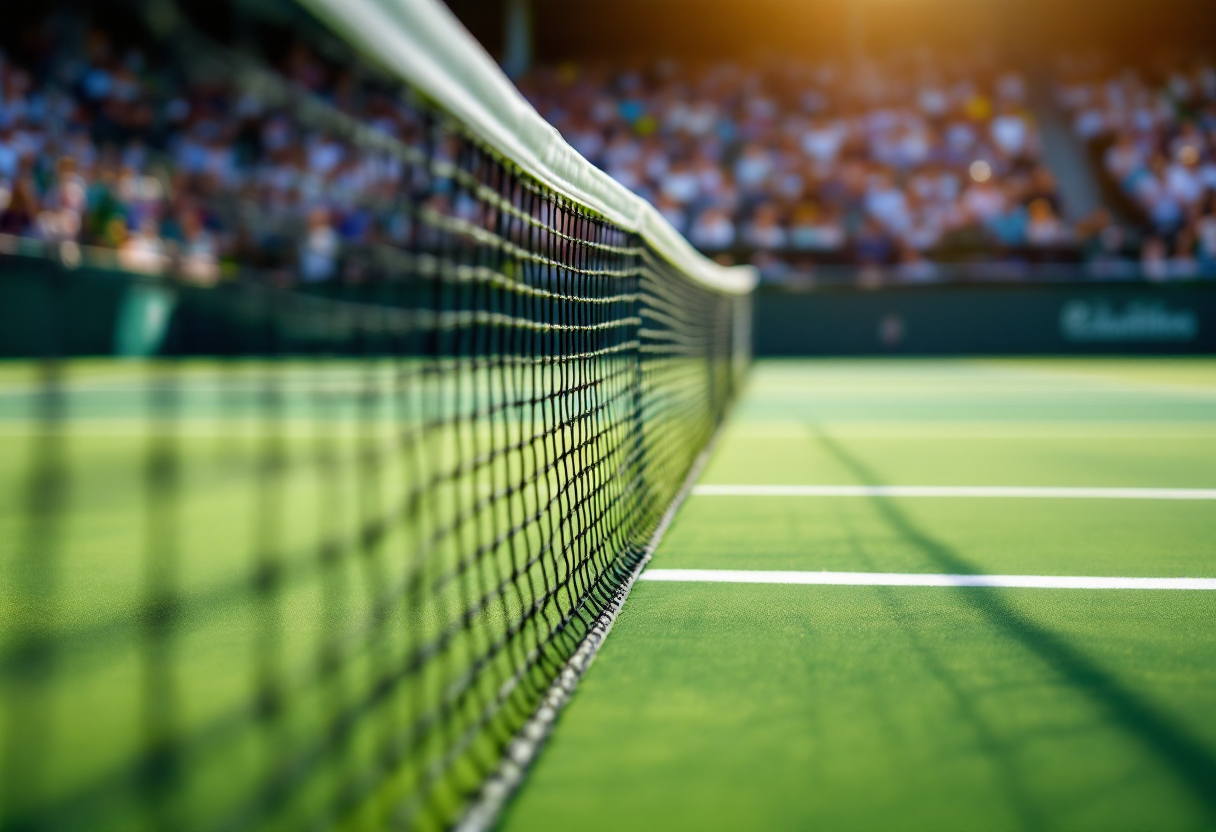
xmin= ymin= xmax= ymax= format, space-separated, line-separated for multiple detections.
xmin=754 ymin=283 xmax=1216 ymax=356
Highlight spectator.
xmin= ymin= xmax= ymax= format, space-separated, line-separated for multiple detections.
xmin=788 ymin=202 xmax=846 ymax=252
xmin=990 ymin=104 xmax=1032 ymax=159
xmin=1081 ymin=210 xmax=1137 ymax=279
xmin=1026 ymin=198 xmax=1069 ymax=247
xmin=0 ymin=173 xmax=37 ymax=235
xmin=1141 ymin=236 xmax=1169 ymax=280
xmin=1168 ymin=228 xmax=1199 ymax=278
xmin=962 ymin=176 xmax=1007 ymax=224
xmin=865 ymin=171 xmax=912 ymax=235
xmin=299 ymin=207 xmax=339 ymax=282
xmin=744 ymin=204 xmax=787 ymax=249
xmin=659 ymin=159 xmax=700 ymax=205
xmin=176 ymin=208 xmax=220 ymax=285
xmin=855 ymin=218 xmax=895 ymax=265
xmin=895 ymin=243 xmax=939 ymax=282
xmin=1196 ymin=194 xmax=1216 ymax=261
xmin=119 ymin=217 xmax=168 ymax=275
xmin=653 ymin=193 xmax=688 ymax=234
xmin=688 ymin=206 xmax=735 ymax=250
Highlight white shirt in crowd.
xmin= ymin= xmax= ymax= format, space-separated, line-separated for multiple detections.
xmin=990 ymin=113 xmax=1029 ymax=157
xmin=688 ymin=209 xmax=735 ymax=250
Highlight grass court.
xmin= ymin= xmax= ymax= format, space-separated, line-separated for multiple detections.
xmin=501 ymin=358 xmax=1216 ymax=832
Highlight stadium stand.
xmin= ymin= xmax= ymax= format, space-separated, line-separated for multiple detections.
xmin=2 ymin=3 xmax=1212 ymax=286
xmin=0 ymin=3 xmax=454 ymax=287
xmin=1057 ymin=52 xmax=1216 ymax=278
xmin=518 ymin=53 xmax=1073 ymax=281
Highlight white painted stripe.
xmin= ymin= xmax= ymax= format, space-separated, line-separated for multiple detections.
xmin=724 ymin=422 xmax=1216 ymax=440
xmin=692 ymin=484 xmax=1216 ymax=500
xmin=640 ymin=569 xmax=1216 ymax=590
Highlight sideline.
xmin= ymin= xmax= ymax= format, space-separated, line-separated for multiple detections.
xmin=640 ymin=569 xmax=1216 ymax=590
xmin=692 ymin=484 xmax=1216 ymax=500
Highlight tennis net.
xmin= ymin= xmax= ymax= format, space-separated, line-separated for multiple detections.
xmin=0 ymin=0 xmax=755 ymax=829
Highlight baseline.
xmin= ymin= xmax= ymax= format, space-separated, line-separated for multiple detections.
xmin=640 ymin=569 xmax=1216 ymax=590
xmin=692 ymin=485 xmax=1216 ymax=500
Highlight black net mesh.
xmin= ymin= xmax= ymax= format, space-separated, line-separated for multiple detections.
xmin=0 ymin=1 xmax=751 ymax=829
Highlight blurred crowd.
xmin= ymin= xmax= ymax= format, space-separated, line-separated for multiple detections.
xmin=0 ymin=13 xmax=463 ymax=287
xmin=1058 ymin=53 xmax=1216 ymax=278
xmin=520 ymin=54 xmax=1071 ymax=278
xmin=2 ymin=5 xmax=1215 ymax=287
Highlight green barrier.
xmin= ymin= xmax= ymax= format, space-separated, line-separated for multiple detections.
xmin=0 ymin=262 xmax=132 ymax=357
xmin=7 ymin=260 xmax=1213 ymax=359
xmin=755 ymin=282 xmax=1216 ymax=355
xmin=0 ymin=260 xmax=410 ymax=359
xmin=0 ymin=257 xmax=589 ymax=359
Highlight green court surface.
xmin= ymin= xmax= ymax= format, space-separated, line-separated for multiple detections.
xmin=499 ymin=359 xmax=1216 ymax=832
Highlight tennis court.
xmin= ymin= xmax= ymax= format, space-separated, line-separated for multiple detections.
xmin=501 ymin=358 xmax=1216 ymax=832
xmin=4 ymin=0 xmax=1216 ymax=828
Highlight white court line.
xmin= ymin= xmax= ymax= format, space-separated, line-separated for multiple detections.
xmin=640 ymin=569 xmax=1216 ymax=590
xmin=693 ymin=484 xmax=1216 ymax=500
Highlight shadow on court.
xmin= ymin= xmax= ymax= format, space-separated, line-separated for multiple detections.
xmin=811 ymin=425 xmax=1216 ymax=823
xmin=830 ymin=506 xmax=1048 ymax=830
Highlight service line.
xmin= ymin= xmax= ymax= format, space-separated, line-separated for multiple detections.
xmin=640 ymin=569 xmax=1216 ymax=590
xmin=693 ymin=485 xmax=1216 ymax=500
